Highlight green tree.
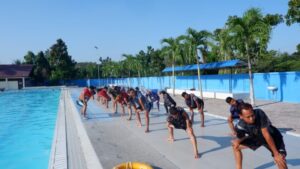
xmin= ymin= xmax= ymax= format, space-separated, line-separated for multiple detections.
xmin=32 ymin=51 xmax=51 ymax=84
xmin=286 ymin=0 xmax=300 ymax=25
xmin=161 ymin=37 xmax=184 ymax=95
xmin=148 ymin=48 xmax=165 ymax=76
xmin=186 ymin=28 xmax=213 ymax=64
xmin=213 ymin=28 xmax=236 ymax=61
xmin=226 ymin=8 xmax=283 ymax=105
xmin=48 ymin=39 xmax=76 ymax=82
xmin=121 ymin=54 xmax=143 ymax=86
xmin=23 ymin=51 xmax=36 ymax=64
xmin=184 ymin=28 xmax=212 ymax=98
xmin=297 ymin=43 xmax=300 ymax=53
xmin=13 ymin=59 xmax=22 ymax=65
xmin=100 ymin=57 xmax=112 ymax=78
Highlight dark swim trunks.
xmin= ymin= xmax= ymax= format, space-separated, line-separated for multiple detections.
xmin=236 ymin=109 xmax=287 ymax=156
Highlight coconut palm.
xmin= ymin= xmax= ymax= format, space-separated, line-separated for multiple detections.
xmin=226 ymin=8 xmax=283 ymax=105
xmin=186 ymin=28 xmax=213 ymax=64
xmin=286 ymin=0 xmax=300 ymax=26
xmin=183 ymin=28 xmax=213 ymax=98
xmin=161 ymin=36 xmax=184 ymax=96
xmin=122 ymin=54 xmax=143 ymax=87
xmin=213 ymin=28 xmax=236 ymax=61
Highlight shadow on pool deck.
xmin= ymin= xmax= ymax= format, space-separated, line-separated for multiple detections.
xmin=255 ymin=158 xmax=300 ymax=169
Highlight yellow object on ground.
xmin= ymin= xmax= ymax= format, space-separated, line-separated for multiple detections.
xmin=113 ymin=161 xmax=153 ymax=169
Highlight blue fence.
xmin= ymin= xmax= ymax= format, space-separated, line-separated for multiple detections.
xmin=62 ymin=71 xmax=300 ymax=103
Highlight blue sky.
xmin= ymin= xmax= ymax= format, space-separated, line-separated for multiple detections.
xmin=0 ymin=0 xmax=299 ymax=64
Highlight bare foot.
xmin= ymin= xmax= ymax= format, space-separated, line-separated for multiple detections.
xmin=137 ymin=123 xmax=142 ymax=127
xmin=229 ymin=132 xmax=237 ymax=137
xmin=145 ymin=129 xmax=149 ymax=133
xmin=167 ymin=137 xmax=174 ymax=142
xmin=194 ymin=153 xmax=200 ymax=159
xmin=201 ymin=124 xmax=205 ymax=127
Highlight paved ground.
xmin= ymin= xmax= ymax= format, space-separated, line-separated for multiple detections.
xmin=70 ymin=88 xmax=300 ymax=169
xmin=169 ymin=95 xmax=300 ymax=135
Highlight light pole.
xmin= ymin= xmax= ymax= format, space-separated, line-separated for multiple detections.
xmin=99 ymin=56 xmax=103 ymax=87
xmin=196 ymin=49 xmax=203 ymax=99
xmin=95 ymin=46 xmax=100 ymax=87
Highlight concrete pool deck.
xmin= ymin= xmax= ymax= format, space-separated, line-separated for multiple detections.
xmin=67 ymin=87 xmax=300 ymax=169
xmin=169 ymin=94 xmax=300 ymax=136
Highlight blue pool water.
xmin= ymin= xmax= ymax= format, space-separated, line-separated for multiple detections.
xmin=0 ymin=89 xmax=60 ymax=169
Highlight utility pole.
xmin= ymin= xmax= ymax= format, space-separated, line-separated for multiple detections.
xmin=95 ymin=46 xmax=100 ymax=87
xmin=196 ymin=50 xmax=203 ymax=99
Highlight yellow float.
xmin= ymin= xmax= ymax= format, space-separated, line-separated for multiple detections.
xmin=113 ymin=161 xmax=153 ymax=169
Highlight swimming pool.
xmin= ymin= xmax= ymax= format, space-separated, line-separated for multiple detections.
xmin=0 ymin=89 xmax=60 ymax=169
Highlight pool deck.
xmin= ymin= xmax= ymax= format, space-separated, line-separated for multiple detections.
xmin=64 ymin=87 xmax=300 ymax=169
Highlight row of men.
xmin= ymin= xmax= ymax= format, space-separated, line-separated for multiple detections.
xmin=78 ymin=86 xmax=287 ymax=169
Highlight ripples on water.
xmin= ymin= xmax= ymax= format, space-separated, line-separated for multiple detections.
xmin=0 ymin=89 xmax=60 ymax=169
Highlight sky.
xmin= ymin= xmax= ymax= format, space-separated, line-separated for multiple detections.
xmin=0 ymin=0 xmax=299 ymax=64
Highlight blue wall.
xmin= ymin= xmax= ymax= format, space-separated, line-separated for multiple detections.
xmin=63 ymin=71 xmax=300 ymax=103
xmin=253 ymin=72 xmax=300 ymax=103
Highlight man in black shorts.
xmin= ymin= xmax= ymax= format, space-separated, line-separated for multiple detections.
xmin=225 ymin=97 xmax=244 ymax=136
xmin=181 ymin=92 xmax=204 ymax=127
xmin=232 ymin=103 xmax=287 ymax=169
xmin=166 ymin=106 xmax=199 ymax=159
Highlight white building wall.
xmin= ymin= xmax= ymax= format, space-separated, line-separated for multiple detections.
xmin=0 ymin=81 xmax=18 ymax=90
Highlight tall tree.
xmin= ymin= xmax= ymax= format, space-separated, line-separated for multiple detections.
xmin=161 ymin=37 xmax=184 ymax=95
xmin=213 ymin=28 xmax=236 ymax=61
xmin=185 ymin=28 xmax=212 ymax=98
xmin=226 ymin=8 xmax=283 ymax=105
xmin=286 ymin=0 xmax=300 ymax=25
xmin=13 ymin=59 xmax=22 ymax=65
xmin=23 ymin=51 xmax=36 ymax=64
xmin=186 ymin=28 xmax=213 ymax=64
xmin=32 ymin=51 xmax=51 ymax=84
xmin=148 ymin=48 xmax=165 ymax=76
xmin=48 ymin=39 xmax=76 ymax=82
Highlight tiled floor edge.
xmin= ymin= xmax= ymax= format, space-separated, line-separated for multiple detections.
xmin=67 ymin=89 xmax=104 ymax=169
xmin=48 ymin=88 xmax=67 ymax=169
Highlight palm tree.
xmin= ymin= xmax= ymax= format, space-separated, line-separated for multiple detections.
xmin=285 ymin=0 xmax=300 ymax=26
xmin=122 ymin=54 xmax=135 ymax=86
xmin=186 ymin=28 xmax=213 ymax=64
xmin=226 ymin=8 xmax=283 ymax=105
xmin=184 ymin=28 xmax=213 ymax=98
xmin=161 ymin=36 xmax=184 ymax=96
xmin=122 ymin=54 xmax=143 ymax=87
xmin=213 ymin=28 xmax=234 ymax=61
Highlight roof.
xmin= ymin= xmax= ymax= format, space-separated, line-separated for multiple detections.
xmin=0 ymin=64 xmax=33 ymax=78
xmin=162 ymin=59 xmax=247 ymax=73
